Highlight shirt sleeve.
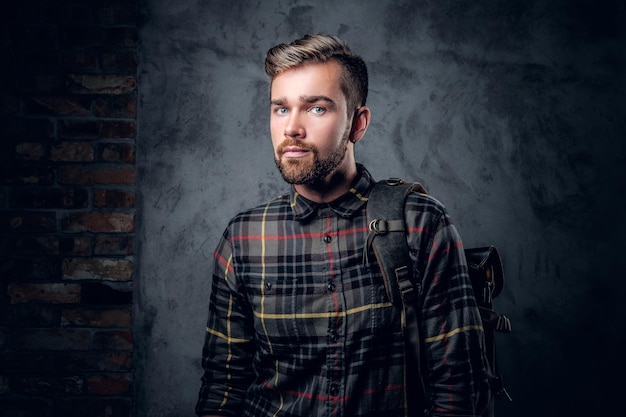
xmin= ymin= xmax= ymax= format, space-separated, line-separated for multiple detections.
xmin=195 ymin=229 xmax=256 ymax=417
xmin=405 ymin=192 xmax=491 ymax=417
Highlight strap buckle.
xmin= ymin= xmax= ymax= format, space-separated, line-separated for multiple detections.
xmin=368 ymin=219 xmax=389 ymax=234
xmin=385 ymin=178 xmax=406 ymax=186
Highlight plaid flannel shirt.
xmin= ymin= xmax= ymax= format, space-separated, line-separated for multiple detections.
xmin=196 ymin=165 xmax=490 ymax=417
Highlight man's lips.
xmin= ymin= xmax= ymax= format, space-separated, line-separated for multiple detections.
xmin=281 ymin=146 xmax=311 ymax=158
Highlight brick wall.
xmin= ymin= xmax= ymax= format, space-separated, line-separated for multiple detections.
xmin=1 ymin=1 xmax=138 ymax=416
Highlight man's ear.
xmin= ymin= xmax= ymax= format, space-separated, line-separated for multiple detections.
xmin=350 ymin=106 xmax=371 ymax=144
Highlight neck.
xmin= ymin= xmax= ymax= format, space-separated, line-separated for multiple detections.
xmin=294 ymin=163 xmax=358 ymax=203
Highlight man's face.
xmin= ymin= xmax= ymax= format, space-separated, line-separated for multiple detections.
xmin=270 ymin=61 xmax=353 ymax=185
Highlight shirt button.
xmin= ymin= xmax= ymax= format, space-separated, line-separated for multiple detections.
xmin=323 ymin=235 xmax=332 ymax=243
xmin=330 ymin=384 xmax=340 ymax=396
xmin=327 ymin=282 xmax=336 ymax=292
xmin=265 ymin=282 xmax=272 ymax=290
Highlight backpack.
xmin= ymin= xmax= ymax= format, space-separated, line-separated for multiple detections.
xmin=364 ymin=178 xmax=512 ymax=417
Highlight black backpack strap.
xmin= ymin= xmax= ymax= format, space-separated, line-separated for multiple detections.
xmin=364 ymin=178 xmax=427 ymax=305
xmin=364 ymin=178 xmax=429 ymax=414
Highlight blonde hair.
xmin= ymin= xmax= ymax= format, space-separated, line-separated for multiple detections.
xmin=265 ymin=34 xmax=368 ymax=112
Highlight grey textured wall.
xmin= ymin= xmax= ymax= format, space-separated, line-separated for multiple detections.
xmin=136 ymin=1 xmax=625 ymax=416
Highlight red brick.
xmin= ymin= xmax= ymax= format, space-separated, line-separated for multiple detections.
xmin=59 ymin=236 xmax=92 ymax=256
xmin=58 ymin=119 xmax=136 ymax=139
xmin=61 ymin=307 xmax=131 ymax=327
xmin=93 ymin=330 xmax=133 ymax=351
xmin=50 ymin=141 xmax=94 ymax=162
xmin=101 ymin=120 xmax=136 ymax=139
xmin=25 ymin=96 xmax=91 ymax=116
xmin=105 ymin=352 xmax=132 ymax=370
xmin=57 ymin=351 xmax=132 ymax=372
xmin=87 ymin=374 xmax=132 ymax=395
xmin=13 ymin=375 xmax=84 ymax=395
xmin=14 ymin=142 xmax=46 ymax=161
xmin=93 ymin=189 xmax=135 ymax=208
xmin=62 ymin=257 xmax=133 ymax=281
xmin=10 ymin=329 xmax=91 ymax=350
xmin=9 ymin=236 xmax=91 ymax=256
xmin=1 ymin=164 xmax=55 ymax=185
xmin=61 ymin=211 xmax=134 ymax=233
xmin=7 ymin=283 xmax=81 ymax=304
xmin=100 ymin=50 xmax=137 ymax=72
xmin=67 ymin=74 xmax=136 ymax=95
xmin=92 ymin=95 xmax=137 ymax=118
xmin=10 ymin=187 xmax=89 ymax=209
xmin=97 ymin=143 xmax=135 ymax=163
xmin=57 ymin=165 xmax=135 ymax=185
xmin=0 ymin=211 xmax=56 ymax=232
xmin=94 ymin=235 xmax=134 ymax=255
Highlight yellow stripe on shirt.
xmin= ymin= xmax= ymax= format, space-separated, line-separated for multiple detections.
xmin=423 ymin=324 xmax=484 ymax=343
xmin=253 ymin=301 xmax=393 ymax=320
xmin=205 ymin=326 xmax=252 ymax=344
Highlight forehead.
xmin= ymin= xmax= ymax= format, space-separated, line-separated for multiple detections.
xmin=270 ymin=61 xmax=345 ymax=101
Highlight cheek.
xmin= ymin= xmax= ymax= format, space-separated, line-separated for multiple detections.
xmin=325 ymin=121 xmax=350 ymax=144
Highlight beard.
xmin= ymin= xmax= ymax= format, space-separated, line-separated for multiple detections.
xmin=274 ymin=131 xmax=351 ymax=185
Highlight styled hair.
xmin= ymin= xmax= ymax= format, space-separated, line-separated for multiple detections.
xmin=265 ymin=34 xmax=368 ymax=112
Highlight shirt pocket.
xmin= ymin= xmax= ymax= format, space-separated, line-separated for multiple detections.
xmin=246 ymin=275 xmax=328 ymax=357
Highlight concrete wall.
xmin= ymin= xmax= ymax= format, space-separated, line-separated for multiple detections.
xmin=136 ymin=1 xmax=625 ymax=416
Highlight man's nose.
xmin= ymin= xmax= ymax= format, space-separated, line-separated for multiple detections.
xmin=284 ymin=113 xmax=305 ymax=139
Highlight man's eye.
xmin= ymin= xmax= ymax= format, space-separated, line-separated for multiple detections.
xmin=275 ymin=107 xmax=288 ymax=115
xmin=310 ymin=106 xmax=325 ymax=114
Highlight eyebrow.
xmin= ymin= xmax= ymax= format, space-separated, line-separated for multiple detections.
xmin=270 ymin=95 xmax=338 ymax=110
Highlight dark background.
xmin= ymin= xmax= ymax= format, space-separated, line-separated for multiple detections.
xmin=2 ymin=0 xmax=625 ymax=416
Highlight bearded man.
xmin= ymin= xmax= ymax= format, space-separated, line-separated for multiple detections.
xmin=196 ymin=33 xmax=490 ymax=417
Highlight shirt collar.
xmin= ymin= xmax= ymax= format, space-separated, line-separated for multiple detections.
xmin=289 ymin=164 xmax=375 ymax=220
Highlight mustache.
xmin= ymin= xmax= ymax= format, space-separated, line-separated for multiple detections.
xmin=276 ymin=139 xmax=317 ymax=154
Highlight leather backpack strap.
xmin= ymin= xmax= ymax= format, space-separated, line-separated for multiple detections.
xmin=364 ymin=178 xmax=426 ymax=303
xmin=365 ymin=178 xmax=429 ymax=414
